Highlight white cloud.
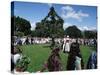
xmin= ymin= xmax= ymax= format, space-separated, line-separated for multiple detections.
xmin=61 ymin=6 xmax=89 ymax=22
xmin=78 ymin=26 xmax=97 ymax=31
xmin=31 ymin=22 xmax=36 ymax=30
xmin=83 ymin=26 xmax=89 ymax=30
xmin=63 ymin=22 xmax=97 ymax=31
xmin=31 ymin=20 xmax=41 ymax=30
xmin=63 ymin=22 xmax=73 ymax=30
xmin=61 ymin=6 xmax=73 ymax=12
xmin=47 ymin=3 xmax=53 ymax=7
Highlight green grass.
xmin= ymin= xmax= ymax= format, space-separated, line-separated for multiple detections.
xmin=20 ymin=44 xmax=51 ymax=72
xmin=80 ymin=45 xmax=91 ymax=68
xmin=20 ymin=44 xmax=93 ymax=72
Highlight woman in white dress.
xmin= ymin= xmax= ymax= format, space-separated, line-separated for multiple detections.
xmin=63 ymin=40 xmax=70 ymax=53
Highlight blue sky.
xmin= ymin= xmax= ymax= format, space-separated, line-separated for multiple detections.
xmin=11 ymin=1 xmax=97 ymax=31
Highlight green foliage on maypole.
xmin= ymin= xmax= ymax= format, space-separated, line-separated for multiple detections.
xmin=35 ymin=7 xmax=64 ymax=38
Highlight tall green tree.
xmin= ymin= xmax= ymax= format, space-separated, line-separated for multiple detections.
xmin=35 ymin=7 xmax=64 ymax=37
xmin=64 ymin=25 xmax=82 ymax=38
xmin=84 ymin=30 xmax=97 ymax=39
xmin=11 ymin=16 xmax=31 ymax=36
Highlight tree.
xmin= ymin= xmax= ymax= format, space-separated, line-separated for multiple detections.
xmin=31 ymin=30 xmax=37 ymax=37
xmin=11 ymin=16 xmax=31 ymax=36
xmin=15 ymin=31 xmax=24 ymax=37
xmin=35 ymin=7 xmax=64 ymax=38
xmin=84 ymin=30 xmax=97 ymax=39
xmin=64 ymin=25 xmax=82 ymax=38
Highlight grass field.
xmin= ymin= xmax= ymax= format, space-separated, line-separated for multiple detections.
xmin=20 ymin=44 xmax=93 ymax=72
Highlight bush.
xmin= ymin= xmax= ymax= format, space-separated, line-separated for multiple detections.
xmin=16 ymin=55 xmax=30 ymax=72
xmin=15 ymin=31 xmax=24 ymax=37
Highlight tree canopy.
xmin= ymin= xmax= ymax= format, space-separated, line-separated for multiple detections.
xmin=11 ymin=16 xmax=31 ymax=36
xmin=64 ymin=25 xmax=82 ymax=38
xmin=84 ymin=30 xmax=97 ymax=39
xmin=35 ymin=7 xmax=64 ymax=38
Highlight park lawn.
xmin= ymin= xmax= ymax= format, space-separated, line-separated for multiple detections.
xmin=20 ymin=44 xmax=92 ymax=72
xmin=80 ymin=45 xmax=91 ymax=68
xmin=20 ymin=44 xmax=51 ymax=72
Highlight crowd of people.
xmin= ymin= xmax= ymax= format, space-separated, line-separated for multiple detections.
xmin=13 ymin=36 xmax=51 ymax=45
xmin=11 ymin=36 xmax=97 ymax=73
xmin=13 ymin=36 xmax=97 ymax=46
